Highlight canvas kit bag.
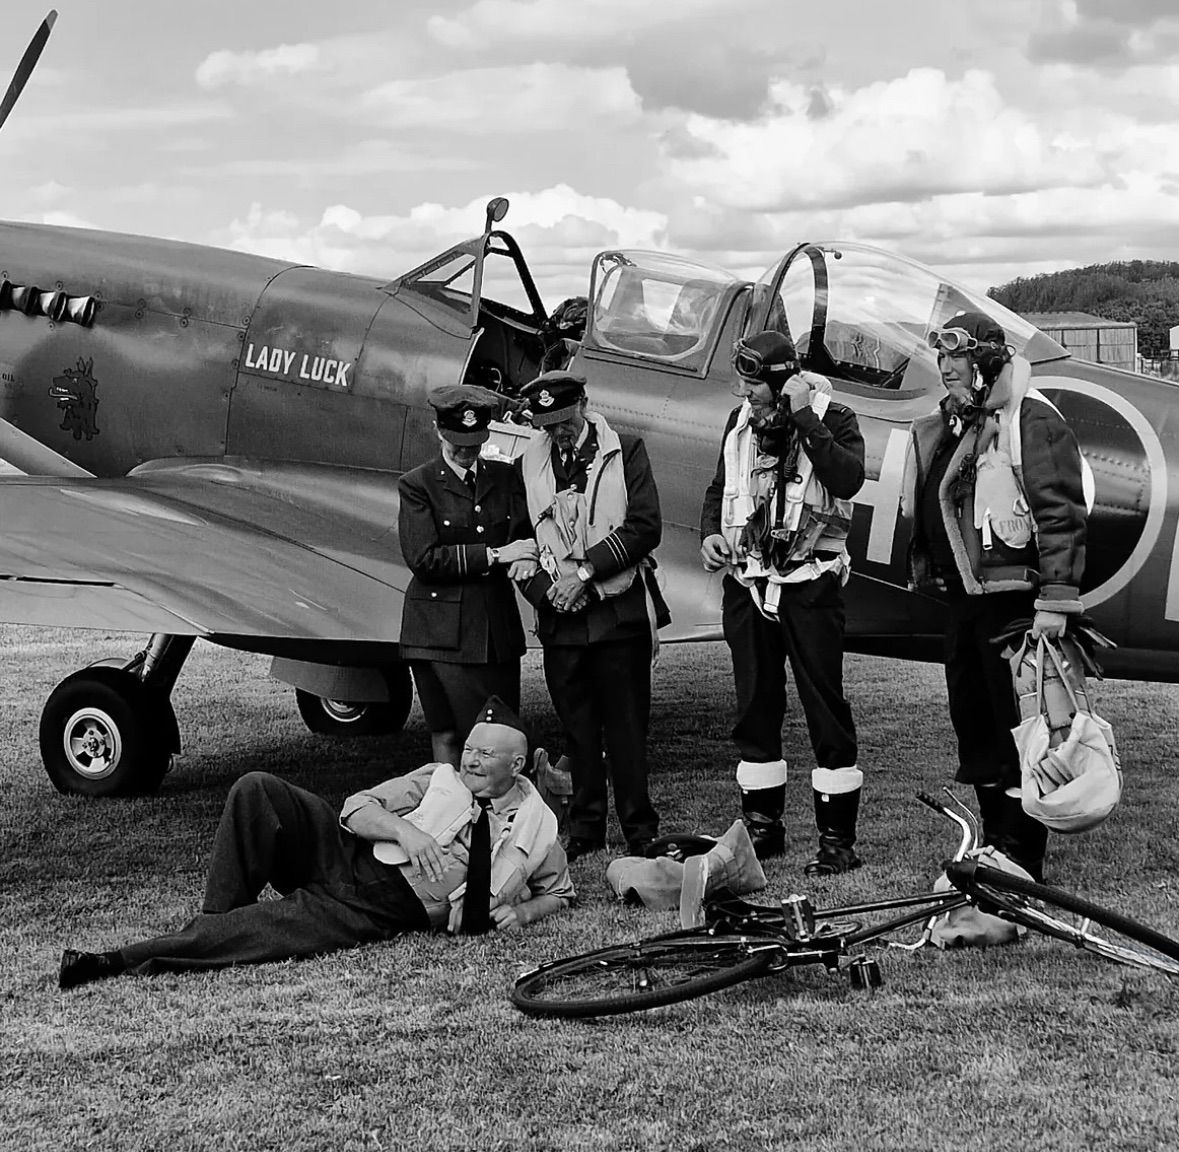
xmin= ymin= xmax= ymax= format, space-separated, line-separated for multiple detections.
xmin=1008 ymin=632 xmax=1122 ymax=833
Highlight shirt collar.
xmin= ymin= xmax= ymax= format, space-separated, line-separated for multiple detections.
xmin=486 ymin=781 xmax=523 ymax=816
xmin=444 ymin=456 xmax=477 ymax=481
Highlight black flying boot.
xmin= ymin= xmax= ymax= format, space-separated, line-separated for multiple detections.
xmin=974 ymin=783 xmax=1007 ymax=849
xmin=805 ymin=768 xmax=864 ymax=876
xmin=1000 ymin=791 xmax=1049 ymax=883
xmin=737 ymin=760 xmax=787 ymax=860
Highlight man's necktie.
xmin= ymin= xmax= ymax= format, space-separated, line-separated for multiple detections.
xmin=464 ymin=469 xmax=476 ymax=494
xmin=461 ymin=798 xmax=492 ymax=935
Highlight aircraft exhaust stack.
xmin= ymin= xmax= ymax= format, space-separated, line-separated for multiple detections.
xmin=64 ymin=295 xmax=98 ymax=326
xmin=37 ymin=289 xmax=67 ymax=322
xmin=0 ymin=280 xmax=96 ymax=326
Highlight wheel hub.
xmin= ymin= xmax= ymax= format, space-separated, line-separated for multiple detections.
xmin=63 ymin=707 xmax=123 ymax=779
xmin=321 ymin=698 xmax=366 ymax=723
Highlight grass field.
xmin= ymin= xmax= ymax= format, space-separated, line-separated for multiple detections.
xmin=3 ymin=626 xmax=1178 ymax=1152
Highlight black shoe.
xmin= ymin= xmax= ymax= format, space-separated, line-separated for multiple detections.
xmin=59 ymin=949 xmax=124 ymax=991
xmin=804 ymin=843 xmax=862 ymax=877
xmin=744 ymin=819 xmax=785 ymax=860
xmin=626 ymin=838 xmax=658 ymax=858
xmin=564 ymin=837 xmax=606 ymax=864
xmin=642 ymin=833 xmax=718 ymax=861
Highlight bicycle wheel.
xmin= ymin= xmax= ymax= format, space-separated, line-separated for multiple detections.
xmin=511 ymin=931 xmax=779 ymax=1018
xmin=946 ymin=861 xmax=1179 ymax=976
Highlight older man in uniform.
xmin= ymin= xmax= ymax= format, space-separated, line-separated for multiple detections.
xmin=59 ymin=696 xmax=573 ymax=989
xmin=398 ymin=385 xmax=538 ymax=766
xmin=517 ymin=371 xmax=670 ymax=862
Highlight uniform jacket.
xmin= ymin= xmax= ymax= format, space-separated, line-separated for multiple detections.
xmin=340 ymin=763 xmax=574 ymax=933
xmin=701 ymin=400 xmax=866 ymax=539
xmin=518 ymin=424 xmax=669 ymax=647
xmin=397 ymin=456 xmax=532 ymax=663
xmin=901 ymin=358 xmax=1087 ymax=605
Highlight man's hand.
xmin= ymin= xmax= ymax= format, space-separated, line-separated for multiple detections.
xmin=1031 ymin=609 xmax=1069 ymax=641
xmin=780 ymin=374 xmax=811 ymax=414
xmin=396 ymin=825 xmax=446 ymax=883
xmin=491 ymin=904 xmax=522 ymax=931
xmin=496 ymin=539 xmax=537 ymax=565
xmin=508 ymin=558 xmax=538 ymax=581
xmin=701 ymin=533 xmax=737 ymax=571
xmin=547 ymin=572 xmax=587 ymax=612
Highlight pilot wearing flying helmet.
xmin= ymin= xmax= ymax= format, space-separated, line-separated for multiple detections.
xmin=700 ymin=329 xmax=867 ymax=875
xmin=901 ymin=310 xmax=1088 ymax=881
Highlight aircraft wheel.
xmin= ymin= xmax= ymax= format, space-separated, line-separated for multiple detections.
xmin=40 ymin=667 xmax=175 ymax=797
xmin=295 ymin=665 xmax=413 ymax=737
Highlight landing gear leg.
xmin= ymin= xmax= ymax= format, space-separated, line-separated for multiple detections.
xmin=40 ymin=634 xmax=194 ymax=797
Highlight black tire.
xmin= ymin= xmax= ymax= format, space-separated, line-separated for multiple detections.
xmin=511 ymin=931 xmax=778 ymax=1018
xmin=295 ymin=665 xmax=413 ymax=737
xmin=40 ymin=667 xmax=175 ymax=797
xmin=947 ymin=861 xmax=1179 ymax=976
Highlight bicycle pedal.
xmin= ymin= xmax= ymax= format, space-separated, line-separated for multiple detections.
xmin=847 ymin=956 xmax=883 ymax=991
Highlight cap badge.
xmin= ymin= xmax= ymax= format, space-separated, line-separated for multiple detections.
xmin=461 ymin=408 xmax=476 ymax=427
xmin=537 ymin=389 xmax=554 ymax=407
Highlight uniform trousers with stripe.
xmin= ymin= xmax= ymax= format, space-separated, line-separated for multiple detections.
xmin=722 ymin=572 xmax=858 ymax=769
xmin=543 ymin=633 xmax=658 ymax=847
xmin=118 ymin=772 xmax=429 ymax=975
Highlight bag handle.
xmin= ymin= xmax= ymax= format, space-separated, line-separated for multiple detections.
xmin=1037 ymin=635 xmax=1084 ymax=717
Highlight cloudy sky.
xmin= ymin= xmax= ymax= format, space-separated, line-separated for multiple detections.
xmin=4 ymin=0 xmax=1179 ymax=304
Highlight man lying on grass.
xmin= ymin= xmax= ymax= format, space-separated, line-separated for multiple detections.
xmin=59 ymin=696 xmax=574 ymax=990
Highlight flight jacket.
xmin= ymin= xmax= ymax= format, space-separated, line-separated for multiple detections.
xmin=901 ymin=357 xmax=1088 ymax=608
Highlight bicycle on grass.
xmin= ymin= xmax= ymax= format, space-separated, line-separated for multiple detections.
xmin=511 ymin=791 xmax=1179 ymax=1018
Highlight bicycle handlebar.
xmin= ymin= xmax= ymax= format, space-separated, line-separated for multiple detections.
xmin=916 ymin=789 xmax=980 ymax=862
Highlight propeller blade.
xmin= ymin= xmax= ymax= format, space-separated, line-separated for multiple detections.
xmin=0 ymin=10 xmax=58 ymax=134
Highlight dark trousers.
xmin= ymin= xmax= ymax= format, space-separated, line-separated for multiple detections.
xmin=543 ymin=634 xmax=658 ymax=846
xmin=119 ymin=772 xmax=429 ymax=974
xmin=409 ymin=658 xmax=520 ymax=735
xmin=722 ymin=573 xmax=858 ymax=769
xmin=943 ymin=590 xmax=1032 ymax=787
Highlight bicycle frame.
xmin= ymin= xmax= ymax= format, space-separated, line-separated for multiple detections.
xmin=699 ymin=790 xmax=980 ymax=962
xmin=512 ymin=789 xmax=1179 ymax=1018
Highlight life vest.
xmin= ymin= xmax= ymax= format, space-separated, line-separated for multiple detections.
xmin=521 ymin=411 xmax=636 ymax=599
xmin=720 ymin=375 xmax=852 ymax=616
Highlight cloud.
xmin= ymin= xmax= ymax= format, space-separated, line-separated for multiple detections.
xmin=33 ymin=210 xmax=101 ymax=230
xmin=220 ymin=185 xmax=667 ymax=301
xmin=362 ymin=63 xmax=641 ymax=132
xmin=195 ymin=43 xmax=324 ymax=89
xmin=1027 ymin=0 xmax=1179 ymax=65
xmin=426 ymin=0 xmax=729 ymax=49
xmin=663 ymin=69 xmax=1111 ymax=213
xmin=1074 ymin=0 xmax=1178 ymax=25
xmin=425 ymin=0 xmax=798 ymax=117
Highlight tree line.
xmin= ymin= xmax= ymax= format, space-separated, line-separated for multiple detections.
xmin=988 ymin=261 xmax=1179 ymax=358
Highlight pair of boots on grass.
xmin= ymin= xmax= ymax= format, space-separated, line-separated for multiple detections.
xmin=608 ymin=764 xmax=866 ymax=925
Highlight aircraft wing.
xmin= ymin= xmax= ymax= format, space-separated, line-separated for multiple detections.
xmin=0 ymin=458 xmax=409 ymax=639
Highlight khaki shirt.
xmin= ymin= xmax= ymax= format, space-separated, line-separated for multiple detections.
xmin=341 ymin=766 xmax=574 ymax=929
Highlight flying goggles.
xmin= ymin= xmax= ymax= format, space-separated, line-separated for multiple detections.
xmin=732 ymin=338 xmax=797 ymax=382
xmin=927 ymin=327 xmax=1001 ymax=354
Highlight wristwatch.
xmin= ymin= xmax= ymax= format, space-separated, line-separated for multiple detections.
xmin=488 ymin=547 xmax=501 ymax=565
xmin=576 ymin=564 xmax=592 ymax=583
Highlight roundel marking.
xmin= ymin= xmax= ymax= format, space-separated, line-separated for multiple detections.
xmin=1035 ymin=373 xmax=1167 ymax=610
